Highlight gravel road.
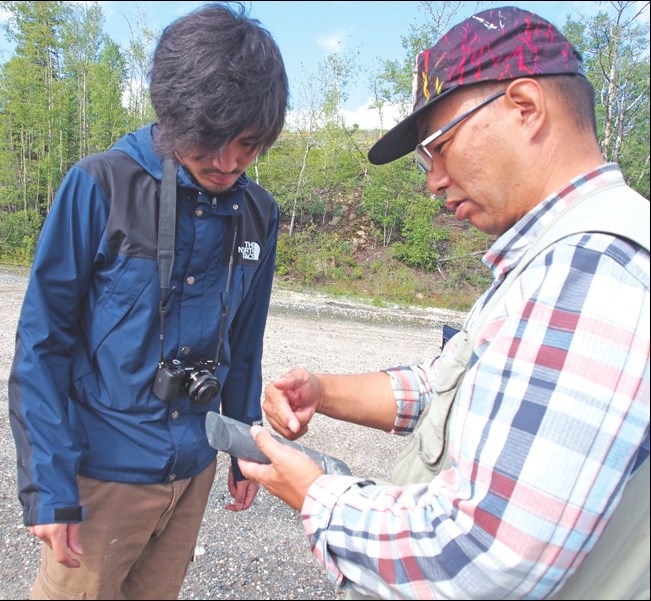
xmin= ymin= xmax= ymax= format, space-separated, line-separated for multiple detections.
xmin=0 ymin=265 xmax=465 ymax=600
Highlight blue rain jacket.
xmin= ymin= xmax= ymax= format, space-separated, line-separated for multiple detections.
xmin=8 ymin=125 xmax=279 ymax=526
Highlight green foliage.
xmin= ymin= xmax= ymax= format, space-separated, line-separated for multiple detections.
xmin=275 ymin=226 xmax=357 ymax=285
xmin=0 ymin=208 xmax=42 ymax=264
xmin=438 ymin=219 xmax=493 ymax=291
xmin=276 ymin=231 xmax=480 ymax=311
xmin=261 ymin=128 xmax=369 ymax=234
xmin=0 ymin=1 xmax=649 ymax=312
xmin=562 ymin=6 xmax=650 ymax=198
xmin=362 ymin=157 xmax=419 ymax=246
xmin=390 ymin=192 xmax=448 ymax=270
xmin=256 ymin=134 xmax=308 ymax=214
xmin=0 ymin=0 xmax=138 ymax=222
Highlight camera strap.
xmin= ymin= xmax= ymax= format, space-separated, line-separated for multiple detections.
xmin=158 ymin=157 xmax=177 ymax=299
xmin=214 ymin=223 xmax=238 ymax=365
xmin=156 ymin=156 xmax=239 ymax=367
xmin=157 ymin=157 xmax=178 ymax=363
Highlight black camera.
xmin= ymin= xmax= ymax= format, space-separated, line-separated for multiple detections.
xmin=153 ymin=359 xmax=221 ymax=405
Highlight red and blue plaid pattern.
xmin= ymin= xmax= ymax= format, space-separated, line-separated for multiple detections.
xmin=302 ymin=164 xmax=649 ymax=599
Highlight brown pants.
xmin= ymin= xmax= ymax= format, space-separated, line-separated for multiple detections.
xmin=31 ymin=460 xmax=217 ymax=600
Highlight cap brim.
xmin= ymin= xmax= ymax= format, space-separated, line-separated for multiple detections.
xmin=367 ymin=88 xmax=455 ymax=165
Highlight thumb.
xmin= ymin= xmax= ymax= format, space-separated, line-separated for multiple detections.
xmin=272 ymin=375 xmax=299 ymax=391
xmin=250 ymin=425 xmax=283 ymax=461
xmin=67 ymin=523 xmax=83 ymax=555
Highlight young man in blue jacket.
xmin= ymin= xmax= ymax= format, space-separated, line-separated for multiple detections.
xmin=8 ymin=3 xmax=288 ymax=599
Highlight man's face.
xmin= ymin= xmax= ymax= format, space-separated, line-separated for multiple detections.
xmin=416 ymin=86 xmax=530 ymax=237
xmin=176 ymin=129 xmax=260 ymax=195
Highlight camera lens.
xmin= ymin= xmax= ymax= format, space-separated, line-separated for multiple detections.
xmin=186 ymin=370 xmax=221 ymax=405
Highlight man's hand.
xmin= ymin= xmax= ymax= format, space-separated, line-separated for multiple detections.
xmin=239 ymin=425 xmax=324 ymax=510
xmin=263 ymin=369 xmax=321 ymax=439
xmin=226 ymin=465 xmax=259 ymax=511
xmin=29 ymin=523 xmax=83 ymax=568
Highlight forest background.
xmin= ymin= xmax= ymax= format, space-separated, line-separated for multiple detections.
xmin=0 ymin=1 xmax=649 ymax=312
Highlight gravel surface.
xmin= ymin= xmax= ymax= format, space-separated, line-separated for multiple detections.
xmin=0 ymin=265 xmax=465 ymax=600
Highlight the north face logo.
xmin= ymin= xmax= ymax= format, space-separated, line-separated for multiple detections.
xmin=238 ymin=241 xmax=260 ymax=261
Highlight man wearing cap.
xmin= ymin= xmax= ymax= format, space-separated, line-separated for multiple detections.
xmin=240 ymin=6 xmax=649 ymax=600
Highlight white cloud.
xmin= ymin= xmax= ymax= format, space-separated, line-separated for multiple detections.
xmin=285 ymin=98 xmax=407 ymax=132
xmin=315 ymin=22 xmax=359 ymax=54
xmin=316 ymin=30 xmax=347 ymax=53
xmin=341 ymin=98 xmax=406 ymax=130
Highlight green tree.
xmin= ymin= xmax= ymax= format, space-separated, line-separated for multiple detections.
xmin=60 ymin=0 xmax=122 ymax=158
xmin=120 ymin=5 xmax=156 ymax=129
xmin=0 ymin=1 xmax=132 ymax=264
xmin=0 ymin=0 xmax=70 ymax=214
xmin=363 ymin=158 xmax=416 ymax=247
xmin=563 ymin=1 xmax=650 ymax=197
xmin=86 ymin=39 xmax=129 ymax=153
xmin=275 ymin=50 xmax=361 ymax=235
xmin=390 ymin=184 xmax=448 ymax=270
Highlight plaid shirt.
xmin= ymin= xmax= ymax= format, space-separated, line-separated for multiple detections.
xmin=302 ymin=164 xmax=650 ymax=599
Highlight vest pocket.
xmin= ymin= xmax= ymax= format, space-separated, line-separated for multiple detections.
xmin=391 ymin=331 xmax=472 ymax=485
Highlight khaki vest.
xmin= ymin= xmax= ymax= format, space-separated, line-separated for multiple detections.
xmin=388 ymin=183 xmax=650 ymax=599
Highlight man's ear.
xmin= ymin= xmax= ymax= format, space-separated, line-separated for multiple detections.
xmin=504 ymin=78 xmax=547 ymax=139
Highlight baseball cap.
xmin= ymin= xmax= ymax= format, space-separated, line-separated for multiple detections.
xmin=368 ymin=5 xmax=586 ymax=165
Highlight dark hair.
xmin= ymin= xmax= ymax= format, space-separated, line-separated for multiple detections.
xmin=149 ymin=2 xmax=289 ymax=157
xmin=543 ymin=75 xmax=597 ymax=135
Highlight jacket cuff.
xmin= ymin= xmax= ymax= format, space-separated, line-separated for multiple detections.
xmin=54 ymin=506 xmax=84 ymax=522
xmin=231 ymin=455 xmax=244 ymax=481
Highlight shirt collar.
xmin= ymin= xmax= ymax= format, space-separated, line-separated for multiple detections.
xmin=482 ymin=163 xmax=624 ymax=283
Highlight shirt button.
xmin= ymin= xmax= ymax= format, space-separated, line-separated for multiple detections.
xmin=195 ymin=209 xmax=204 ymax=217
xmin=181 ymin=346 xmax=190 ymax=355
xmin=169 ymin=474 xmax=176 ymax=482
xmin=232 ymin=203 xmax=239 ymax=211
xmin=186 ymin=276 xmax=195 ymax=285
xmin=171 ymin=411 xmax=179 ymax=420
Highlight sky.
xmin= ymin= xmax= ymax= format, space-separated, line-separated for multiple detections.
xmin=1 ymin=1 xmax=649 ymax=128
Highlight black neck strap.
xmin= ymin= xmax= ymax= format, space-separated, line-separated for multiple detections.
xmin=157 ymin=157 xmax=177 ymax=364
xmin=158 ymin=157 xmax=178 ymax=303
xmin=156 ymin=158 xmax=238 ymax=366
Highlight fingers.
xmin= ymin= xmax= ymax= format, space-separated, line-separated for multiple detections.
xmin=237 ymin=427 xmax=283 ymax=483
xmin=249 ymin=425 xmax=280 ymax=458
xmin=271 ymin=385 xmax=305 ymax=434
xmin=263 ymin=372 xmax=314 ymax=438
xmin=240 ymin=426 xmax=323 ymax=511
xmin=30 ymin=524 xmax=81 ymax=568
xmin=226 ymin=464 xmax=259 ymax=511
xmin=264 ymin=408 xmax=304 ymax=440
xmin=238 ymin=457 xmax=265 ymax=483
xmin=227 ymin=465 xmax=237 ymax=497
xmin=271 ymin=374 xmax=301 ymax=391
xmin=66 ymin=523 xmax=83 ymax=556
xmin=239 ymin=480 xmax=260 ymax=510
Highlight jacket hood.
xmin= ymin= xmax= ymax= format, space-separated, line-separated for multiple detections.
xmin=111 ymin=124 xmax=163 ymax=180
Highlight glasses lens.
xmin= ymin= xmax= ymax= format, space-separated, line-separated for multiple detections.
xmin=415 ymin=147 xmax=431 ymax=174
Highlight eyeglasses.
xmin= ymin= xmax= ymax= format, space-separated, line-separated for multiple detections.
xmin=415 ymin=90 xmax=506 ymax=174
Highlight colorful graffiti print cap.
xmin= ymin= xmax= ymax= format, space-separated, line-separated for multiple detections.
xmin=367 ymin=6 xmax=586 ymax=165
